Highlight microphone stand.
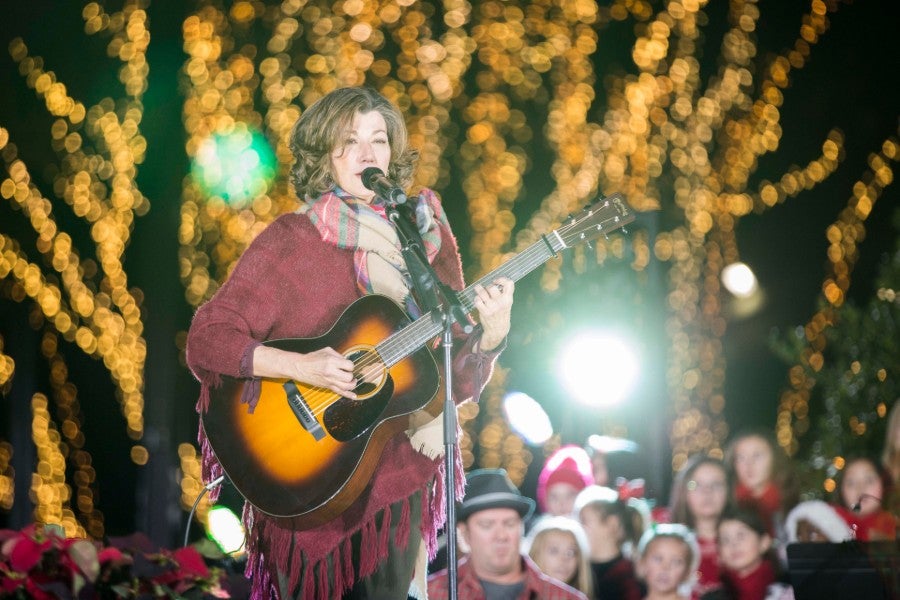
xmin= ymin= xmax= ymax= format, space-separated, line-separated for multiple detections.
xmin=381 ymin=197 xmax=469 ymax=600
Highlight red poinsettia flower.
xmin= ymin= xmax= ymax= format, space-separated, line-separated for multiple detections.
xmin=23 ymin=577 xmax=58 ymax=600
xmin=8 ymin=532 xmax=53 ymax=572
xmin=0 ymin=524 xmax=229 ymax=598
xmin=172 ymin=546 xmax=210 ymax=579
xmin=98 ymin=545 xmax=127 ymax=564
xmin=1 ymin=567 xmax=26 ymax=593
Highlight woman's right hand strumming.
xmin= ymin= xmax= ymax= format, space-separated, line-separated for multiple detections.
xmin=253 ymin=345 xmax=359 ymax=399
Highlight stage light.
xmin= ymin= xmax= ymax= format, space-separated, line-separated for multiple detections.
xmin=586 ymin=434 xmax=639 ymax=455
xmin=502 ymin=391 xmax=553 ymax=445
xmin=206 ymin=505 xmax=245 ymax=555
xmin=558 ymin=332 xmax=639 ymax=407
xmin=721 ymin=262 xmax=758 ymax=298
xmin=190 ymin=124 xmax=276 ymax=207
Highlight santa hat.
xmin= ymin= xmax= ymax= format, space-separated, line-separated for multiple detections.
xmin=785 ymin=500 xmax=854 ymax=542
xmin=536 ymin=445 xmax=594 ymax=512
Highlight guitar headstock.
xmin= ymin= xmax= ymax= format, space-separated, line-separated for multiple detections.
xmin=556 ymin=193 xmax=635 ymax=249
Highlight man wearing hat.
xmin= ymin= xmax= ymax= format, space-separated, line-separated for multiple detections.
xmin=428 ymin=469 xmax=588 ymax=600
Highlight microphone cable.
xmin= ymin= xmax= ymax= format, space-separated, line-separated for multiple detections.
xmin=183 ymin=474 xmax=226 ymax=548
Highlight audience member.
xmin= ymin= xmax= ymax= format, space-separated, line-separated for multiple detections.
xmin=706 ymin=506 xmax=792 ymax=600
xmin=525 ymin=515 xmax=593 ymax=597
xmin=585 ymin=435 xmax=644 ymax=489
xmin=784 ymin=500 xmax=853 ymax=543
xmin=427 ymin=468 xmax=587 ymax=600
xmin=635 ymin=524 xmax=700 ymax=600
xmin=575 ymin=485 xmax=644 ymax=600
xmin=537 ymin=445 xmax=595 ymax=517
xmin=667 ymin=455 xmax=729 ymax=597
xmin=725 ymin=431 xmax=799 ymax=538
xmin=832 ymin=456 xmax=896 ymax=541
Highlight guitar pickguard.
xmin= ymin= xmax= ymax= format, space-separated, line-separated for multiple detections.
xmin=324 ymin=376 xmax=395 ymax=442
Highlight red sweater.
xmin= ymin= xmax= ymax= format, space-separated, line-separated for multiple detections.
xmin=721 ymin=559 xmax=776 ymax=600
xmin=693 ymin=535 xmax=721 ymax=598
xmin=834 ymin=505 xmax=897 ymax=541
xmin=186 ymin=207 xmax=501 ymax=599
xmin=735 ymin=482 xmax=782 ymax=535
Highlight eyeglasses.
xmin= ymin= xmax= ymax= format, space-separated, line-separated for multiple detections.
xmin=686 ymin=480 xmax=726 ymax=493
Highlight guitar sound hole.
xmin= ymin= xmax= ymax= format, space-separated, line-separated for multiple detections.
xmin=326 ymin=348 xmax=394 ymax=442
xmin=356 ymin=381 xmax=377 ymax=396
xmin=348 ymin=349 xmax=386 ymax=399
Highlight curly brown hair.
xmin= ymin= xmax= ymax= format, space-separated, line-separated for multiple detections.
xmin=288 ymin=87 xmax=418 ymax=201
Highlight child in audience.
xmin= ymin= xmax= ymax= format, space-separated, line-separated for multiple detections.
xmin=667 ymin=455 xmax=729 ymax=597
xmin=525 ymin=515 xmax=593 ymax=596
xmin=636 ymin=524 xmax=700 ymax=600
xmin=784 ymin=500 xmax=852 ymax=543
xmin=725 ymin=431 xmax=798 ymax=537
xmin=585 ymin=434 xmax=640 ymax=488
xmin=710 ymin=506 xmax=792 ymax=600
xmin=538 ymin=445 xmax=595 ymax=517
xmin=833 ymin=456 xmax=896 ymax=540
xmin=576 ymin=485 xmax=644 ymax=600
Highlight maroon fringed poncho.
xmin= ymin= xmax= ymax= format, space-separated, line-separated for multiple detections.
xmin=186 ymin=207 xmax=501 ymax=599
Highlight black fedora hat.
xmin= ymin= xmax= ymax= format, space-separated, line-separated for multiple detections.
xmin=457 ymin=468 xmax=535 ymax=522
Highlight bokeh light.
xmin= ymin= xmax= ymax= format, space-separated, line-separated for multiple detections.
xmin=721 ymin=262 xmax=758 ymax=298
xmin=191 ymin=125 xmax=276 ymax=207
xmin=502 ymin=392 xmax=553 ymax=446
xmin=206 ymin=505 xmax=246 ymax=555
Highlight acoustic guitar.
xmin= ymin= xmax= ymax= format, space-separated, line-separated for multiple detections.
xmin=200 ymin=193 xmax=634 ymax=528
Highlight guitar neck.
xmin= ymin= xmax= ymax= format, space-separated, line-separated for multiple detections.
xmin=376 ymin=233 xmax=563 ymax=367
xmin=375 ymin=193 xmax=633 ymax=367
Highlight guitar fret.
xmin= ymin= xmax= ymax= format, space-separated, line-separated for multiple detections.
xmin=375 ymin=197 xmax=632 ymax=366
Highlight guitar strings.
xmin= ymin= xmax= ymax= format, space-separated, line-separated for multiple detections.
xmin=293 ymin=211 xmax=624 ymax=417
xmin=297 ymin=243 xmax=557 ymax=416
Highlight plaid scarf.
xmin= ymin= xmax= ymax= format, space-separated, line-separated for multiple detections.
xmin=298 ymin=186 xmax=448 ymax=317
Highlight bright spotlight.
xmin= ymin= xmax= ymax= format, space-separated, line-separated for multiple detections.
xmin=721 ymin=262 xmax=758 ymax=298
xmin=206 ymin=505 xmax=246 ymax=555
xmin=558 ymin=333 xmax=639 ymax=407
xmin=502 ymin=392 xmax=553 ymax=445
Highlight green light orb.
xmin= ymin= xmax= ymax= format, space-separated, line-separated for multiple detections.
xmin=191 ymin=124 xmax=276 ymax=206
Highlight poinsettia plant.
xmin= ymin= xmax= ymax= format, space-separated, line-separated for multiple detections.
xmin=0 ymin=525 xmax=230 ymax=599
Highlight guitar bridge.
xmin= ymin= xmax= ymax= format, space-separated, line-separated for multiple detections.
xmin=283 ymin=381 xmax=326 ymax=441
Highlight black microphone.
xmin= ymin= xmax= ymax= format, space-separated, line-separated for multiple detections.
xmin=361 ymin=167 xmax=407 ymax=205
xmin=851 ymin=493 xmax=882 ymax=512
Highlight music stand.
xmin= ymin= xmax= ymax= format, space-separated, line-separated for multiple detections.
xmin=787 ymin=541 xmax=900 ymax=600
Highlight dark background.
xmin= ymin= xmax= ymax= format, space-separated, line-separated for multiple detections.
xmin=1 ymin=0 xmax=898 ymax=544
